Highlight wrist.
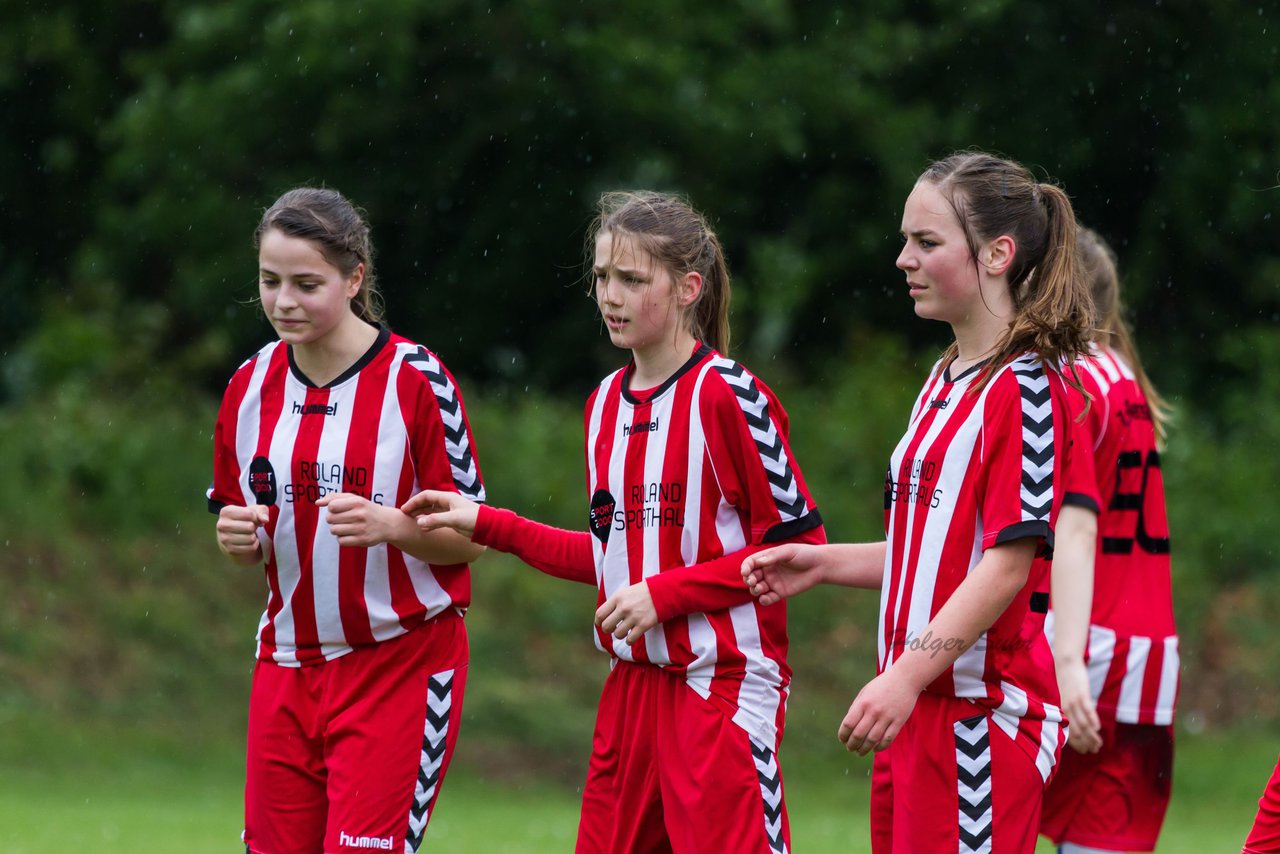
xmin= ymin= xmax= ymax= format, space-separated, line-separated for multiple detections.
xmin=886 ymin=654 xmax=933 ymax=695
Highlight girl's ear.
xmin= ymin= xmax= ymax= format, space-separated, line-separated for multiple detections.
xmin=346 ymin=262 xmax=365 ymax=299
xmin=983 ymin=236 xmax=1017 ymax=277
xmin=679 ymin=271 xmax=703 ymax=307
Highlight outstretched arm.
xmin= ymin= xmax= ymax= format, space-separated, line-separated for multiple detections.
xmin=402 ymin=489 xmax=595 ymax=585
xmin=741 ymin=541 xmax=887 ymax=605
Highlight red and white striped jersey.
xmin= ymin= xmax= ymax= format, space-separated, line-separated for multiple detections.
xmin=207 ymin=327 xmax=486 ymax=666
xmin=1045 ymin=347 xmax=1178 ymax=725
xmin=881 ymin=353 xmax=1070 ymax=780
xmin=584 ymin=344 xmax=823 ymax=749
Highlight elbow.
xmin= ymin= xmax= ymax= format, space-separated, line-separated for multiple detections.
xmin=1058 ymin=505 xmax=1097 ymax=547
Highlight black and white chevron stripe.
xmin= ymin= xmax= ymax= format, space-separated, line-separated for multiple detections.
xmin=750 ymin=737 xmax=788 ymax=854
xmin=1011 ymin=357 xmax=1052 ymax=523
xmin=403 ymin=669 xmax=454 ymax=854
xmin=954 ymin=714 xmax=994 ymax=853
xmin=713 ymin=362 xmax=806 ymax=522
xmin=403 ymin=349 xmax=485 ymax=503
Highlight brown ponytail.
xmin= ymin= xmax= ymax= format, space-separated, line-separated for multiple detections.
xmin=586 ymin=190 xmax=732 ymax=355
xmin=1078 ymin=226 xmax=1172 ymax=445
xmin=921 ymin=152 xmax=1096 ymax=386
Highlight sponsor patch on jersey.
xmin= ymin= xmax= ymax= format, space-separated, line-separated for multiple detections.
xmin=248 ymin=456 xmax=277 ymax=506
xmin=589 ymin=489 xmax=616 ymax=544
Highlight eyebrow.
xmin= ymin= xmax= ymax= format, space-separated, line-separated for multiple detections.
xmin=594 ymin=265 xmax=649 ymax=278
xmin=258 ymin=266 xmax=324 ymax=278
xmin=903 ymin=228 xmax=939 ymax=239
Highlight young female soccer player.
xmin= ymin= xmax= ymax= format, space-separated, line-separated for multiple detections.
xmin=742 ymin=151 xmax=1094 ymax=853
xmin=1038 ymin=227 xmax=1179 ymax=854
xmin=402 ymin=190 xmax=826 ymax=853
xmin=208 ymin=187 xmax=486 ymax=854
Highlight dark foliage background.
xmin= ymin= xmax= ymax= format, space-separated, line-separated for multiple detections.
xmin=2 ymin=0 xmax=1278 ymax=759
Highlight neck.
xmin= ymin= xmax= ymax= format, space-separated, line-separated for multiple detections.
xmin=293 ymin=314 xmax=380 ymax=386
xmin=630 ymin=329 xmax=699 ymax=390
xmin=949 ymin=275 xmax=1014 ymax=371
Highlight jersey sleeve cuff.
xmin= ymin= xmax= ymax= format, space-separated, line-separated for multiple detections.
xmin=472 ymin=503 xmax=515 ymax=550
xmin=986 ymin=519 xmax=1053 ymax=551
xmin=761 ymin=510 xmax=823 ymax=544
xmin=1062 ymin=492 xmax=1100 ymax=514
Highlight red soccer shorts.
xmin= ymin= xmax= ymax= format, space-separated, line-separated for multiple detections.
xmin=243 ymin=612 xmax=468 ymax=854
xmin=575 ymin=660 xmax=789 ymax=854
xmin=870 ymin=692 xmax=1057 ymax=854
xmin=1244 ymin=754 xmax=1280 ymax=853
xmin=1039 ymin=719 xmax=1173 ymax=852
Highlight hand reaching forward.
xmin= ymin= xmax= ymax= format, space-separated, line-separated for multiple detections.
xmin=595 ymin=582 xmax=657 ymax=646
xmin=216 ymin=504 xmax=270 ymax=564
xmin=400 ymin=489 xmax=480 ymax=539
xmin=741 ymin=543 xmax=828 ymax=606
xmin=837 ymin=670 xmax=920 ymax=756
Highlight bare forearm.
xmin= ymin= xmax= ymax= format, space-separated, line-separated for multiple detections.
xmin=1051 ymin=506 xmax=1097 ymax=666
xmin=889 ymin=540 xmax=1035 ymax=690
xmin=820 ymin=542 xmax=888 ymax=589
xmin=389 ymin=512 xmax=485 ymax=564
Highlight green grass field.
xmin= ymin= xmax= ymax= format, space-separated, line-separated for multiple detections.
xmin=0 ymin=710 xmax=1270 ymax=852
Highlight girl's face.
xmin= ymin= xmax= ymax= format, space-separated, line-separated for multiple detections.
xmin=258 ymin=228 xmax=363 ymax=348
xmin=593 ymin=231 xmax=688 ymax=357
xmin=895 ymin=181 xmax=985 ymax=325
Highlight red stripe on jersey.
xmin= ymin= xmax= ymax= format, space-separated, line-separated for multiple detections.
xmin=255 ymin=346 xmax=291 ymax=658
xmin=384 ymin=451 xmax=421 ymax=630
xmin=882 ymin=368 xmax=986 ymax=672
xmin=1137 ymin=638 xmax=1166 ymax=725
xmin=287 ymin=386 xmax=330 ymax=662
xmin=881 ymin=399 xmax=940 ymax=663
xmin=208 ymin=356 xmax=256 ymax=510
xmin=1095 ymin=635 xmax=1130 ymax=713
xmin=620 ymin=396 xmax=654 ymax=665
xmin=882 ymin=365 xmax=952 ymax=659
xmin=588 ymin=375 xmax=625 ymax=655
xmin=336 ymin=354 xmax=392 ymax=646
xmin=655 ymin=373 xmax=700 ymax=672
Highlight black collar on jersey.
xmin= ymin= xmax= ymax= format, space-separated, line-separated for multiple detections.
xmin=620 ymin=342 xmax=713 ymax=405
xmin=941 ymin=357 xmax=990 ymax=384
xmin=288 ymin=323 xmax=390 ymax=389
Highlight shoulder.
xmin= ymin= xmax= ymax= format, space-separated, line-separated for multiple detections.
xmin=393 ymin=338 xmax=459 ymax=390
xmin=697 ymin=355 xmax=795 ymax=436
xmin=980 ymin=354 xmax=1053 ymax=425
xmin=986 ymin=352 xmax=1048 ymax=398
xmin=700 ymin=355 xmax=775 ymax=408
xmin=585 ymin=366 xmax=628 ymax=411
xmin=223 ymin=340 xmax=282 ymax=387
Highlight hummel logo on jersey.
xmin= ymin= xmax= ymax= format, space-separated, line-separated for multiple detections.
xmin=292 ymin=400 xmax=338 ymax=416
xmin=623 ymin=417 xmax=660 ymax=437
xmin=338 ymin=830 xmax=394 ymax=850
xmin=929 ymin=396 xmax=950 ymax=410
